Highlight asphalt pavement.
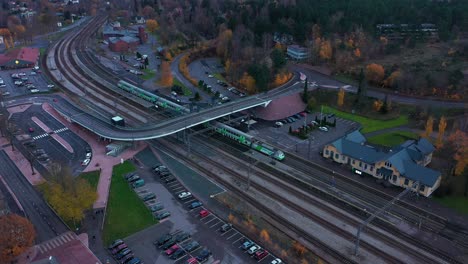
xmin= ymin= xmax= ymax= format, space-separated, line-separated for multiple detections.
xmin=0 ymin=150 xmax=69 ymax=243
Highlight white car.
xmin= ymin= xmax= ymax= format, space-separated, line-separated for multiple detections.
xmin=85 ymin=152 xmax=92 ymax=159
xmin=247 ymin=245 xmax=261 ymax=255
xmin=30 ymin=89 xmax=40 ymax=93
xmin=208 ymin=74 xmax=214 ymax=78
xmin=274 ymin=121 xmax=283 ymax=127
xmin=318 ymin=126 xmax=329 ymax=132
xmin=271 ymin=258 xmax=282 ymax=264
xmin=311 ymin=120 xmax=319 ymax=126
xmin=178 ymin=192 xmax=192 ymax=199
xmin=81 ymin=159 xmax=91 ymax=166
xmin=30 ymin=71 xmax=36 ymax=75
xmin=2 ymin=92 xmax=10 ymax=96
xmin=47 ymin=84 xmax=55 ymax=88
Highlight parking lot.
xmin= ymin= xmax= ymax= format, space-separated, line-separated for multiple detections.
xmin=0 ymin=68 xmax=53 ymax=97
xmin=115 ymin=148 xmax=282 ymax=264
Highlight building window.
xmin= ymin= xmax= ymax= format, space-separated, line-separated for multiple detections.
xmin=335 ymin=154 xmax=339 ymax=159
xmin=404 ymin=179 xmax=409 ymax=185
xmin=325 ymin=150 xmax=329 ymax=155
xmin=392 ymin=175 xmax=397 ymax=182
xmin=359 ymin=161 xmax=362 ymax=167
xmin=419 ymin=185 xmax=425 ymax=192
xmin=364 ymin=164 xmax=368 ymax=170
xmin=385 ymin=162 xmax=392 ymax=168
xmin=352 ymin=160 xmax=355 ymax=165
xmin=370 ymin=166 xmax=374 ymax=172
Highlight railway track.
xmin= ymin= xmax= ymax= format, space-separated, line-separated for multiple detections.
xmin=196 ymin=132 xmax=464 ymax=263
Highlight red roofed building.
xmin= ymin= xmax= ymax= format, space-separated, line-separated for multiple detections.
xmin=0 ymin=47 xmax=39 ymax=69
xmin=254 ymin=92 xmax=307 ymax=121
xmin=20 ymin=232 xmax=102 ymax=264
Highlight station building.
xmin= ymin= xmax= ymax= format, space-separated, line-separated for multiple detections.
xmin=0 ymin=47 xmax=39 ymax=70
xmin=286 ymin=45 xmax=309 ymax=60
xmin=322 ymin=131 xmax=441 ymax=197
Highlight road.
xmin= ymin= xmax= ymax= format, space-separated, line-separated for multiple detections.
xmin=0 ymin=150 xmax=69 ymax=243
xmin=289 ymin=64 xmax=467 ymax=108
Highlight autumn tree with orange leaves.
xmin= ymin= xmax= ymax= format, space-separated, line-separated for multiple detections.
xmin=337 ymin=88 xmax=345 ymax=107
xmin=447 ymin=130 xmax=468 ymax=176
xmin=319 ymin=40 xmax=332 ymax=60
xmin=146 ymin=19 xmax=159 ymax=33
xmin=423 ymin=116 xmax=434 ymax=139
xmin=436 ymin=116 xmax=447 ymax=148
xmin=365 ymin=63 xmax=385 ymax=84
xmin=160 ymin=61 xmax=173 ymax=87
xmin=239 ymin=72 xmax=256 ymax=93
xmin=216 ymin=29 xmax=233 ymax=60
xmin=0 ymin=214 xmax=36 ymax=263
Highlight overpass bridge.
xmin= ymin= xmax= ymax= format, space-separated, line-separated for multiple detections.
xmin=50 ymin=80 xmax=302 ymax=141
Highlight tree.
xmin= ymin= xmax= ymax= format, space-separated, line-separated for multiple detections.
xmin=302 ymin=78 xmax=308 ymax=103
xmin=136 ymin=51 xmax=142 ymax=59
xmin=239 ymin=72 xmax=256 ymax=93
xmin=423 ymin=116 xmax=434 ymax=139
xmin=0 ymin=214 xmax=36 ymax=263
xmin=194 ymin=92 xmax=201 ymax=101
xmin=42 ymin=165 xmax=97 ymax=225
xmin=146 ymin=19 xmax=159 ymax=33
xmin=337 ymin=88 xmax=345 ymax=107
xmin=259 ymin=229 xmax=271 ymax=243
xmin=356 ymin=68 xmax=367 ymax=104
xmin=216 ymin=29 xmax=233 ymax=60
xmin=365 ymin=63 xmax=385 ymax=84
xmin=160 ymin=61 xmax=173 ymax=87
xmin=447 ymin=130 xmax=468 ymax=176
xmin=437 ymin=116 xmax=447 ymax=148
xmin=142 ymin=5 xmax=155 ymax=18
xmin=319 ymin=40 xmax=332 ymax=60
xmin=383 ymin=70 xmax=401 ymax=88
xmin=270 ymin=48 xmax=286 ymax=69
xmin=373 ymin=100 xmax=383 ymax=111
xmin=292 ymin=241 xmax=306 ymax=257
xmin=307 ymin=97 xmax=317 ymax=111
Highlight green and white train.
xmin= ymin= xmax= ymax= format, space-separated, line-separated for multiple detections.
xmin=117 ymin=80 xmax=190 ymax=113
xmin=213 ymin=122 xmax=285 ymax=161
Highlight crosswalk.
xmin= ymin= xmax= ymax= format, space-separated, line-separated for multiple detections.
xmin=37 ymin=232 xmax=76 ymax=254
xmin=32 ymin=127 xmax=69 ymax=140
xmin=54 ymin=127 xmax=69 ymax=133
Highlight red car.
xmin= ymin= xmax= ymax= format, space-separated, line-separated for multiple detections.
xmin=254 ymin=249 xmax=269 ymax=260
xmin=186 ymin=258 xmax=198 ymax=264
xmin=111 ymin=243 xmax=128 ymax=255
xmin=165 ymin=244 xmax=180 ymax=255
xmin=199 ymin=209 xmax=210 ymax=218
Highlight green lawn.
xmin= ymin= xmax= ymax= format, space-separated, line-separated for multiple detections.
xmin=80 ymin=171 xmax=100 ymax=190
xmin=173 ymin=78 xmax=192 ymax=96
xmin=367 ymin=131 xmax=418 ymax=147
xmin=214 ymin=73 xmax=226 ymax=82
xmin=322 ymin=106 xmax=409 ymax=133
xmin=142 ymin=69 xmax=156 ymax=80
xmin=102 ymin=161 xmax=157 ymax=245
xmin=434 ymin=196 xmax=468 ymax=215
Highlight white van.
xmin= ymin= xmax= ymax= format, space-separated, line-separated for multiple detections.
xmin=30 ymin=89 xmax=40 ymax=93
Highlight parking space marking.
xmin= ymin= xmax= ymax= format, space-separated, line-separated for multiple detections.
xmin=221 ymin=229 xmax=237 ymax=237
xmin=184 ymin=199 xmax=196 ymax=204
xmin=171 ymin=186 xmax=185 ymax=192
xmin=209 ymin=221 xmax=223 ymax=229
xmin=167 ymin=182 xmax=180 ymax=188
xmin=232 ymin=236 xmax=244 ymax=244
xmin=203 ymin=216 xmax=218 ymax=224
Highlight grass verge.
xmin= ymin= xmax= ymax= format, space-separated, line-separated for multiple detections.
xmin=367 ymin=131 xmax=418 ymax=147
xmin=80 ymin=171 xmax=100 ymax=190
xmin=102 ymin=161 xmax=157 ymax=245
xmin=434 ymin=196 xmax=468 ymax=215
xmin=142 ymin=69 xmax=155 ymax=80
xmin=322 ymin=106 xmax=408 ymax=133
xmin=173 ymin=78 xmax=192 ymax=96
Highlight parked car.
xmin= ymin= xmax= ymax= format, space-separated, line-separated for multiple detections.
xmin=188 ymin=201 xmax=203 ymax=209
xmin=186 ymin=257 xmax=198 ymax=264
xmin=132 ymin=179 xmax=145 ymax=188
xmin=164 ymin=177 xmax=176 ymax=183
xmin=119 ymin=253 xmax=134 ymax=264
xmin=199 ymin=209 xmax=210 ymax=218
xmin=175 ymin=232 xmax=191 ymax=242
xmin=170 ymin=248 xmax=186 ymax=259
xmin=274 ymin=121 xmax=283 ymax=128
xmin=142 ymin=193 xmax=156 ymax=201
xmin=149 ymin=203 xmax=164 ymax=212
xmin=85 ymin=152 xmax=92 ymax=159
xmin=156 ymin=211 xmax=171 ymax=220
xmin=30 ymin=89 xmax=40 ymax=93
xmin=183 ymin=241 xmax=199 ymax=252
xmin=127 ymin=175 xmax=140 ymax=182
xmin=178 ymin=191 xmax=192 ymax=199
xmin=108 ymin=239 xmax=124 ymax=249
xmin=47 ymin=84 xmax=55 ymax=88
xmin=318 ymin=126 xmax=329 ymax=132
xmin=196 ymin=249 xmax=212 ymax=262
xmin=152 ymin=164 xmax=162 ymax=170
xmin=328 ymin=113 xmax=335 ymax=118
xmin=161 ymin=238 xmax=177 ymax=249
xmin=247 ymin=245 xmax=261 ymax=255
xmin=154 ymin=233 xmax=172 ymax=246
xmin=241 ymin=239 xmax=254 ymax=250
xmin=271 ymin=258 xmax=283 ymax=264
xmin=311 ymin=120 xmax=319 ymax=126
xmin=127 ymin=257 xmax=140 ymax=264
xmin=165 ymin=244 xmax=180 ymax=255
xmin=254 ymin=249 xmax=269 ymax=260
xmin=111 ymin=243 xmax=128 ymax=255
xmin=124 ymin=172 xmax=137 ymax=180
xmin=115 ymin=248 xmax=132 ymax=259
xmin=81 ymin=159 xmax=91 ymax=166
xmin=220 ymin=223 xmax=233 ymax=232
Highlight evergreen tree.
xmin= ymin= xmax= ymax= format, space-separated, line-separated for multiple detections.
xmin=302 ymin=78 xmax=308 ymax=103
